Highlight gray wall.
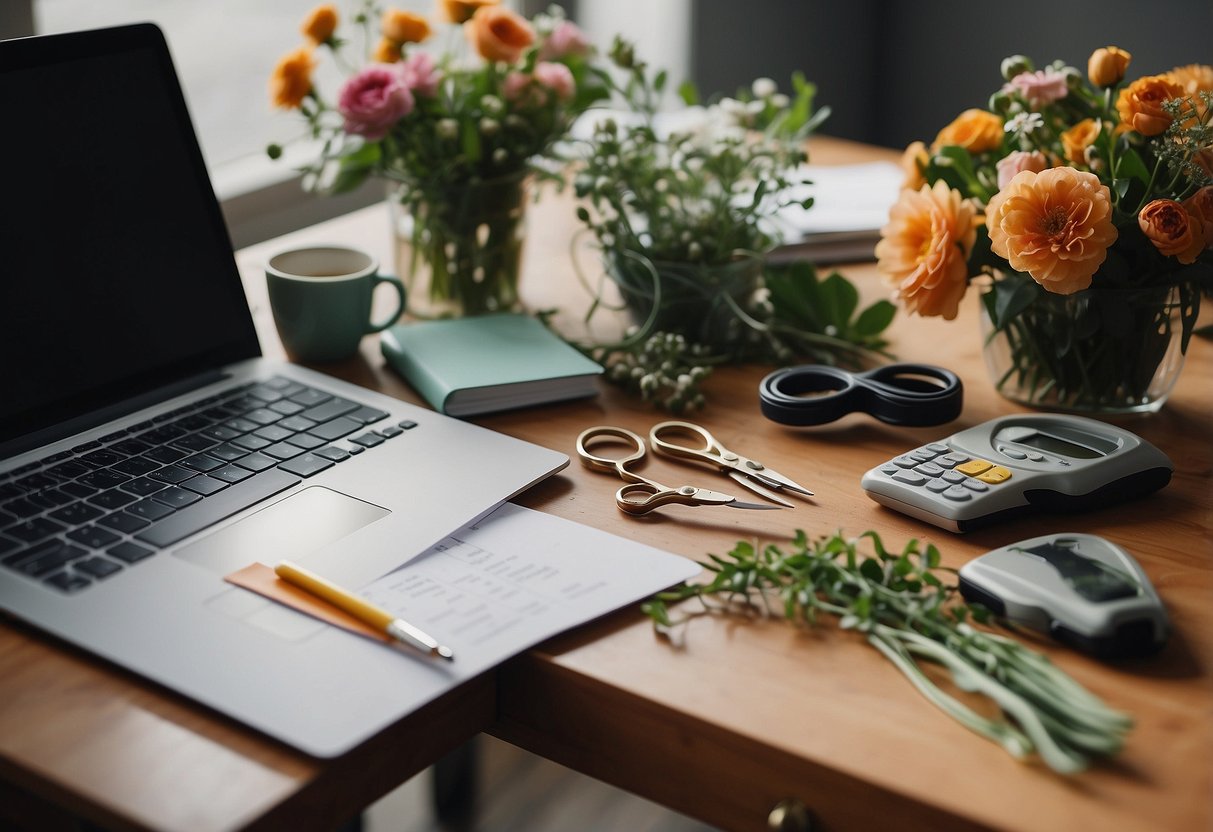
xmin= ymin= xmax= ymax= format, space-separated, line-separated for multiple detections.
xmin=691 ymin=0 xmax=1213 ymax=149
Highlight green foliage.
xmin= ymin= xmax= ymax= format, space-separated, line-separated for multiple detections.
xmin=645 ymin=530 xmax=1133 ymax=774
xmin=571 ymin=41 xmax=891 ymax=412
xmin=763 ymin=261 xmax=896 ymax=357
xmin=590 ymin=331 xmax=714 ymax=414
xmin=574 ymin=42 xmax=818 ymax=266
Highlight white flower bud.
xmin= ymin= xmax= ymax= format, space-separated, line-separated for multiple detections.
xmin=481 ymin=95 xmax=504 ymax=116
xmin=479 ymin=117 xmax=500 ymax=135
xmin=437 ymin=119 xmax=459 ymax=140
xmin=492 ymin=148 xmax=508 ymax=164
xmin=751 ymin=77 xmax=777 ymax=99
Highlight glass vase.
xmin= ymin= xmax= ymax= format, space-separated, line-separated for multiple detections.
xmin=980 ymin=278 xmax=1193 ymax=415
xmin=389 ymin=172 xmax=529 ymax=318
xmin=605 ymin=250 xmax=763 ymax=353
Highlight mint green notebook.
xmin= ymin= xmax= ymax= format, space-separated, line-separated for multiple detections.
xmin=380 ymin=314 xmax=603 ymax=417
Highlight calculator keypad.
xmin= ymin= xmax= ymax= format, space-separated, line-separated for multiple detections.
xmin=877 ymin=446 xmax=1012 ymax=500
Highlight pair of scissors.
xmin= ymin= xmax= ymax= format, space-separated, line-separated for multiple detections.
xmin=759 ymin=363 xmax=963 ymax=427
xmin=648 ymin=421 xmax=814 ymax=508
xmin=576 ymin=426 xmax=782 ymax=516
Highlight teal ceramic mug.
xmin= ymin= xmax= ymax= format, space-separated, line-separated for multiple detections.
xmin=266 ymin=245 xmax=406 ymax=362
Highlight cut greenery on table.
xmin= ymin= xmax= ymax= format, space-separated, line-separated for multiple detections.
xmin=643 ymin=531 xmax=1132 ymax=774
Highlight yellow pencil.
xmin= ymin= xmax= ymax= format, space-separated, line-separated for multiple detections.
xmin=274 ymin=560 xmax=454 ymax=661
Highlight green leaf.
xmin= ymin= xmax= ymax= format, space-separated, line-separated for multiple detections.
xmin=641 ymin=600 xmax=670 ymax=626
xmin=925 ymin=544 xmax=941 ymax=569
xmin=859 ymin=558 xmax=883 ymax=583
xmin=677 ymin=80 xmax=700 ymax=106
xmin=818 ymin=272 xmax=859 ymax=328
xmin=329 ymin=141 xmax=382 ymax=193
xmin=461 ymin=119 xmax=482 ymax=163
xmin=853 ymin=300 xmax=897 ymax=338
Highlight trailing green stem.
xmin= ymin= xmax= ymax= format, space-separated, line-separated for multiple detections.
xmin=643 ymin=530 xmax=1133 ymax=775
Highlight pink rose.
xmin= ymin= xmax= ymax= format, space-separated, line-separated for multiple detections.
xmin=539 ymin=20 xmax=590 ymax=60
xmin=399 ymin=51 xmax=440 ymax=99
xmin=533 ymin=61 xmax=575 ymax=101
xmin=502 ymin=71 xmax=532 ymax=102
xmin=1004 ymin=69 xmax=1069 ymax=109
xmin=338 ymin=65 xmax=414 ymax=140
xmin=996 ymin=150 xmax=1049 ymax=189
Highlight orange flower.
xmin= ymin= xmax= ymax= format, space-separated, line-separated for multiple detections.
xmin=1116 ymin=75 xmax=1184 ymax=136
xmin=1184 ymin=186 xmax=1213 ymax=249
xmin=465 ymin=5 xmax=534 ymax=64
xmin=1166 ymin=63 xmax=1213 ymax=120
xmin=1195 ymin=149 xmax=1213 ymax=179
xmin=382 ymin=9 xmax=431 ymax=44
xmin=301 ymin=5 xmax=338 ymax=44
xmin=900 ymin=141 xmax=928 ymax=190
xmin=1060 ymin=119 xmax=1100 ymax=166
xmin=439 ymin=0 xmax=498 ymax=24
xmin=986 ymin=167 xmax=1117 ymax=294
xmin=269 ymin=46 xmax=317 ymax=109
xmin=1165 ymin=63 xmax=1213 ymax=96
xmin=875 ymin=181 xmax=979 ymax=320
xmin=373 ymin=37 xmax=402 ymax=63
xmin=1087 ymin=47 xmax=1131 ymax=87
xmin=932 ymin=109 xmax=1003 ymax=154
xmin=1139 ymin=199 xmax=1205 ymax=264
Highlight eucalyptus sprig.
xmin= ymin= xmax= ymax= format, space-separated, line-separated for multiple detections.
xmin=643 ymin=530 xmax=1133 ymax=774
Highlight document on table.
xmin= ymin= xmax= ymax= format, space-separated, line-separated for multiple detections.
xmin=767 ymin=161 xmax=903 ymax=263
xmin=356 ymin=503 xmax=699 ymax=671
xmin=229 ymin=501 xmax=701 ymax=722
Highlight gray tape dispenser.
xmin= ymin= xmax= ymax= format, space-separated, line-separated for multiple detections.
xmin=958 ymin=533 xmax=1168 ymax=659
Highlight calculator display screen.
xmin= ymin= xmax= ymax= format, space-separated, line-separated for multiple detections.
xmin=1017 ymin=432 xmax=1104 ymax=459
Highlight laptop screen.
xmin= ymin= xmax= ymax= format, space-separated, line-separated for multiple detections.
xmin=0 ymin=24 xmax=260 ymax=450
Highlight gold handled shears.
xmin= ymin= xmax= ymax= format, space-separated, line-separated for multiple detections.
xmin=648 ymin=420 xmax=814 ymax=508
xmin=576 ymin=426 xmax=783 ymax=516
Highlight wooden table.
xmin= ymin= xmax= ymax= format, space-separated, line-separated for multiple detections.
xmin=1 ymin=138 xmax=1210 ymax=831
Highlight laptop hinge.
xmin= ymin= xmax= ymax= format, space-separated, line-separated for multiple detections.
xmin=0 ymin=370 xmax=230 ymax=461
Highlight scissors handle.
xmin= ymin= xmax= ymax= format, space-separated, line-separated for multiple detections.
xmin=576 ymin=426 xmax=666 ymax=489
xmin=615 ymin=482 xmax=700 ymax=515
xmin=758 ymin=363 xmax=963 ymax=427
xmin=649 ymin=421 xmax=733 ymax=467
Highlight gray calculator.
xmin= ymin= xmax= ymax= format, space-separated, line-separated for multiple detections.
xmin=860 ymin=414 xmax=1173 ymax=532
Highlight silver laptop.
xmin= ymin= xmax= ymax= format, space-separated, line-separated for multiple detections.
xmin=0 ymin=23 xmax=567 ymax=757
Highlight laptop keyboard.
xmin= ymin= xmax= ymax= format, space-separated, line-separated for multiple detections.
xmin=0 ymin=377 xmax=417 ymax=594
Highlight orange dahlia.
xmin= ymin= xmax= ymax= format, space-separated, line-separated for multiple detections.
xmin=985 ymin=167 xmax=1117 ymax=294
xmin=875 ymin=181 xmax=979 ymax=319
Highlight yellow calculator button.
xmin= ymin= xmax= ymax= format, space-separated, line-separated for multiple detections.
xmin=976 ymin=465 xmax=1013 ymax=484
xmin=956 ymin=459 xmax=993 ymax=476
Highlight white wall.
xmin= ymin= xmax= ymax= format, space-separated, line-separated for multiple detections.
xmin=578 ymin=0 xmax=691 ymax=105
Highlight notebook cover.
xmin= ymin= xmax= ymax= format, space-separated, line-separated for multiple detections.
xmin=380 ymin=314 xmax=602 ymax=416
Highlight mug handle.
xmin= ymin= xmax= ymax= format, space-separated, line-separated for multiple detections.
xmin=366 ymin=274 xmax=407 ymax=333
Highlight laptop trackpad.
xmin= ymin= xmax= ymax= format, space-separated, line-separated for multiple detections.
xmin=175 ymin=487 xmax=390 ymax=575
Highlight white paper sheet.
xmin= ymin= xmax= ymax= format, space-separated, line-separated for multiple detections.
xmin=773 ymin=161 xmax=904 ymax=236
xmin=358 ymin=503 xmax=700 ymax=673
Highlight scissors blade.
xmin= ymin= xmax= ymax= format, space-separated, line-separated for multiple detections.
xmin=690 ymin=488 xmax=784 ymax=511
xmin=725 ymin=499 xmax=783 ymax=511
xmin=728 ymin=471 xmax=795 ymax=508
xmin=743 ymin=466 xmax=814 ymax=497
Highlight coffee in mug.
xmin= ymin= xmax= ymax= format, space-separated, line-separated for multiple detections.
xmin=265 ymin=245 xmax=405 ymax=362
